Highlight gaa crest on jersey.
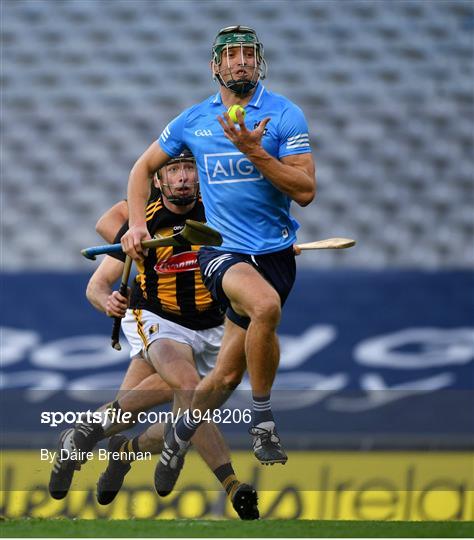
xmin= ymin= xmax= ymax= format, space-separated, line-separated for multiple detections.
xmin=204 ymin=152 xmax=263 ymax=184
xmin=154 ymin=251 xmax=199 ymax=274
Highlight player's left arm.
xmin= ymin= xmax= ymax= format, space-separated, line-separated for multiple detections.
xmin=86 ymin=256 xmax=129 ymax=318
xmin=218 ymin=108 xmax=316 ymax=207
xmin=95 ymin=200 xmax=129 ymax=243
xmin=247 ymin=148 xmax=315 ymax=207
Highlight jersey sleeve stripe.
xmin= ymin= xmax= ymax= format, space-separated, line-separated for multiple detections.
xmin=287 ymin=136 xmax=310 ymax=144
xmin=160 ymin=126 xmax=171 ymax=142
xmin=286 ymin=143 xmax=311 ymax=149
xmin=287 ymin=138 xmax=310 ymax=145
xmin=287 ymin=133 xmax=309 ymax=141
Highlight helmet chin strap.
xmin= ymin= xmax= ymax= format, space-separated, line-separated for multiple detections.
xmin=163 ymin=193 xmax=197 ymax=206
xmin=216 ymin=74 xmax=256 ymax=96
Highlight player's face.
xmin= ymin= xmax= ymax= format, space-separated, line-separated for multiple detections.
xmin=159 ymin=161 xmax=198 ymax=202
xmin=216 ymin=45 xmax=259 ymax=84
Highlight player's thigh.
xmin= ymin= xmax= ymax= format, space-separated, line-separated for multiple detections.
xmin=222 ymin=262 xmax=281 ymax=319
xmin=148 ymin=338 xmax=200 ymax=390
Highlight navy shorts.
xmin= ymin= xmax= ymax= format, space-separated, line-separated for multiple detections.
xmin=197 ymin=246 xmax=296 ymax=329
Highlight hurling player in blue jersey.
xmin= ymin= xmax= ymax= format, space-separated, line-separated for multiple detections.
xmin=121 ymin=25 xmax=316 ymax=493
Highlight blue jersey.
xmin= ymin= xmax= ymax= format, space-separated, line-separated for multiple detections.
xmin=158 ymin=83 xmax=312 ymax=255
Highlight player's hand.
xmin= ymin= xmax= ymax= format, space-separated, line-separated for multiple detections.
xmin=293 ymin=244 xmax=302 ymax=256
xmin=106 ymin=289 xmax=129 ymax=318
xmin=217 ymin=110 xmax=271 ymax=154
xmin=121 ymin=224 xmax=150 ymax=262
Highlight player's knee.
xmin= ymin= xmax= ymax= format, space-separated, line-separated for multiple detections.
xmin=219 ymin=368 xmax=244 ymax=391
xmin=211 ymin=366 xmax=243 ymax=392
xmin=251 ymin=295 xmax=281 ymax=327
xmin=222 ymin=373 xmax=242 ymax=391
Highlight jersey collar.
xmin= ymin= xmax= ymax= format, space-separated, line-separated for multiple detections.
xmin=210 ymin=82 xmax=267 ymax=109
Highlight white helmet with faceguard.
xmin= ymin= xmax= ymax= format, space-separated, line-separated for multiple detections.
xmin=212 ymin=25 xmax=267 ymax=97
xmin=157 ymin=148 xmax=199 ymax=206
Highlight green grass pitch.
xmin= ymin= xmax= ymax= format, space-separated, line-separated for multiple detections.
xmin=1 ymin=519 xmax=473 ymax=538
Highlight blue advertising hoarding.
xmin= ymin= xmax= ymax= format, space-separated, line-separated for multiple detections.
xmin=1 ymin=270 xmax=473 ymax=448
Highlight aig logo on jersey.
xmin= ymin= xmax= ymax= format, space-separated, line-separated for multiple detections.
xmin=204 ymin=152 xmax=263 ymax=184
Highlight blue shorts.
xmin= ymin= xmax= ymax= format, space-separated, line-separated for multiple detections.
xmin=197 ymin=246 xmax=296 ymax=329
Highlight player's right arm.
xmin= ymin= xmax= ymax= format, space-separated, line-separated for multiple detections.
xmin=86 ymin=256 xmax=128 ymax=318
xmin=95 ymin=200 xmax=128 ymax=243
xmin=122 ymin=141 xmax=171 ymax=261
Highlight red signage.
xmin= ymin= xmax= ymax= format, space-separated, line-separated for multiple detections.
xmin=154 ymin=251 xmax=199 ymax=274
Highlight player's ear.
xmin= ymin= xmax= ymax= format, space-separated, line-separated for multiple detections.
xmin=210 ymin=60 xmax=218 ymax=77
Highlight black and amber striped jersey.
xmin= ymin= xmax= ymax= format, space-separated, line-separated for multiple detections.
xmin=113 ymin=194 xmax=224 ymax=330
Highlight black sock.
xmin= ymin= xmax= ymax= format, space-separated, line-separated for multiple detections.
xmin=252 ymin=394 xmax=274 ymax=425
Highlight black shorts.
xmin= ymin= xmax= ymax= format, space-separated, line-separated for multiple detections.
xmin=197 ymin=246 xmax=296 ymax=329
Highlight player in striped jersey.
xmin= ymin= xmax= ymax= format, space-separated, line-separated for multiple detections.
xmin=48 ymin=151 xmax=259 ymax=519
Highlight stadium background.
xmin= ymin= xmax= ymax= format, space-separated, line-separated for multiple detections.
xmin=1 ymin=0 xmax=473 ymax=522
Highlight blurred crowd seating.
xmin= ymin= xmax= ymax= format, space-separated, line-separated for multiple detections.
xmin=2 ymin=0 xmax=473 ymax=269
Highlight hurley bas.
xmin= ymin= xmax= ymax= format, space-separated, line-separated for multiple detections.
xmin=40 ymin=448 xmax=151 ymax=463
